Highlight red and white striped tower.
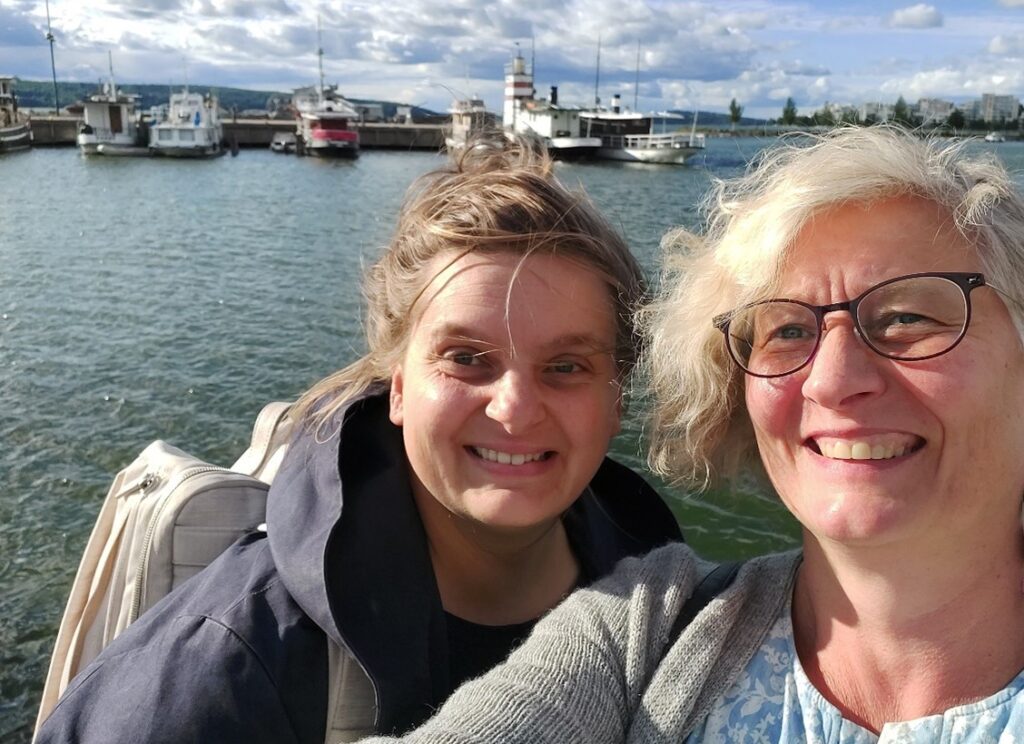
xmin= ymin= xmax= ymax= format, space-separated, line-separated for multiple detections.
xmin=503 ymin=50 xmax=534 ymax=131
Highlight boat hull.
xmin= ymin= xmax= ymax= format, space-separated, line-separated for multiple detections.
xmin=0 ymin=122 xmax=32 ymax=153
xmin=546 ymin=136 xmax=601 ymax=161
xmin=594 ymin=144 xmax=702 ymax=165
xmin=304 ymin=142 xmax=359 ymax=158
xmin=150 ymin=143 xmax=225 ymax=158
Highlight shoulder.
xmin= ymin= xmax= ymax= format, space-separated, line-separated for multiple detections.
xmin=38 ymin=533 xmax=329 ymax=743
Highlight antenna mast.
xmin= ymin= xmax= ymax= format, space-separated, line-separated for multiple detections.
xmin=593 ymin=35 xmax=601 ymax=108
xmin=317 ymin=14 xmax=325 ymax=98
xmin=633 ymin=40 xmax=640 ymax=111
xmin=44 ymin=0 xmax=59 ymax=114
xmin=107 ymin=50 xmax=116 ymax=96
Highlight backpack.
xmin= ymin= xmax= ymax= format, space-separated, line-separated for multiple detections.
xmin=33 ymin=402 xmax=299 ymax=734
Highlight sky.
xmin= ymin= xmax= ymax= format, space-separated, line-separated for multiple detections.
xmin=1 ymin=0 xmax=1024 ymax=118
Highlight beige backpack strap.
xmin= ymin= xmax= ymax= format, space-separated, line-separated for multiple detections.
xmin=324 ymin=639 xmax=377 ymax=743
xmin=231 ymin=401 xmax=292 ymax=482
xmin=33 ymin=464 xmax=141 ymax=737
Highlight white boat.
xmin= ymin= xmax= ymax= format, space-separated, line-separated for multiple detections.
xmin=0 ymin=76 xmax=32 ymax=153
xmin=502 ymin=52 xmax=600 ymax=160
xmin=293 ymin=85 xmax=360 ymax=158
xmin=984 ymin=131 xmax=1007 ymax=143
xmin=581 ymin=102 xmax=705 ymax=165
xmin=270 ymin=131 xmax=297 ymax=153
xmin=445 ymin=95 xmax=494 ymax=151
xmin=77 ymin=56 xmax=147 ymax=156
xmin=149 ymin=89 xmax=224 ymax=158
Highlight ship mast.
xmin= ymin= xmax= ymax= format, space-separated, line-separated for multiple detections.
xmin=107 ymin=50 xmax=117 ymax=97
xmin=317 ymin=14 xmax=325 ymax=100
xmin=44 ymin=0 xmax=59 ymax=113
xmin=633 ymin=39 xmax=640 ymax=111
xmin=593 ymin=34 xmax=601 ymax=108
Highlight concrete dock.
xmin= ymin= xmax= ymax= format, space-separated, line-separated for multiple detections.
xmin=26 ymin=115 xmax=447 ymax=150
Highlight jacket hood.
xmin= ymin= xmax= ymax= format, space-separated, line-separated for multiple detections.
xmin=265 ymin=391 xmax=682 ymax=733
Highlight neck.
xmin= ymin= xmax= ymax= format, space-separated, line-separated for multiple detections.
xmin=412 ymin=488 xmax=579 ymax=626
xmin=794 ymin=525 xmax=1024 ymax=731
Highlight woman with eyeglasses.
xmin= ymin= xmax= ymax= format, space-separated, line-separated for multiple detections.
xmin=357 ymin=127 xmax=1024 ymax=743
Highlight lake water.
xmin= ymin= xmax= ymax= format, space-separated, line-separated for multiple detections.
xmin=3 ymin=137 xmax=1024 ymax=740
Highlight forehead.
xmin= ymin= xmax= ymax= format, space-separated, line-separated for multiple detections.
xmin=778 ymin=195 xmax=977 ymax=296
xmin=411 ymin=250 xmax=617 ymax=345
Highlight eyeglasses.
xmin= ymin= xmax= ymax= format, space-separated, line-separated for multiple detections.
xmin=713 ymin=272 xmax=1005 ymax=378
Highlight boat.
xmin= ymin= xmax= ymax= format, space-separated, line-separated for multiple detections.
xmin=0 ymin=76 xmax=32 ymax=153
xmin=292 ymin=17 xmax=359 ymax=158
xmin=502 ymin=52 xmax=600 ymax=160
xmin=984 ymin=131 xmax=1007 ymax=143
xmin=445 ymin=95 xmax=495 ymax=151
xmin=149 ymin=89 xmax=225 ymax=158
xmin=77 ymin=56 xmax=148 ymax=156
xmin=293 ymin=85 xmax=360 ymax=158
xmin=270 ymin=131 xmax=297 ymax=153
xmin=580 ymin=99 xmax=705 ymax=165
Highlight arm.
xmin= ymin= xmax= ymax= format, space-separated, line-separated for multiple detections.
xmin=362 ymin=544 xmax=703 ymax=744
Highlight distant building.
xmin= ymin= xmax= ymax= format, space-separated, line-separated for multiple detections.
xmin=980 ymin=93 xmax=1020 ymax=124
xmin=351 ymin=102 xmax=384 ymax=122
xmin=917 ymin=98 xmax=954 ymax=125
xmin=825 ymin=102 xmax=859 ymax=122
xmin=860 ymin=102 xmax=894 ymax=122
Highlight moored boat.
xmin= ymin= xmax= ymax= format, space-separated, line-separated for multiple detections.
xmin=293 ymin=85 xmax=359 ymax=158
xmin=581 ymin=102 xmax=705 ymax=165
xmin=445 ymin=95 xmax=494 ymax=151
xmin=77 ymin=56 xmax=147 ymax=156
xmin=149 ymin=89 xmax=224 ymax=158
xmin=0 ymin=76 xmax=32 ymax=154
xmin=270 ymin=131 xmax=297 ymax=153
xmin=985 ymin=131 xmax=1007 ymax=143
xmin=501 ymin=52 xmax=600 ymax=160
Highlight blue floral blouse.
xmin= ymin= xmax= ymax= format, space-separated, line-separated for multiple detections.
xmin=685 ymin=599 xmax=1024 ymax=743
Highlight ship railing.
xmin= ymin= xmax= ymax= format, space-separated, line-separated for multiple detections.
xmin=599 ymin=132 xmax=706 ymax=150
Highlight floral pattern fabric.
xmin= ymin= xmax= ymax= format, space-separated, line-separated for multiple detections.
xmin=685 ymin=602 xmax=1024 ymax=743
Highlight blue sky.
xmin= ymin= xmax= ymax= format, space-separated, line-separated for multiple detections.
xmin=1 ymin=1 xmax=1023 ymax=118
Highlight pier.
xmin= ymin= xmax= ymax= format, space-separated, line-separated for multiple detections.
xmin=26 ymin=115 xmax=446 ymax=150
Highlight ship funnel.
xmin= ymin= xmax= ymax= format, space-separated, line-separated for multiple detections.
xmin=550 ymin=86 xmax=558 ymax=105
xmin=612 ymin=94 xmax=621 ymax=113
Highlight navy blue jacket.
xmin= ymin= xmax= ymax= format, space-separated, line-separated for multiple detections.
xmin=37 ymin=393 xmax=682 ymax=743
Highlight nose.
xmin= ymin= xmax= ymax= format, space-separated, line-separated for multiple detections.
xmin=801 ymin=315 xmax=886 ymax=409
xmin=485 ymin=370 xmax=546 ymax=433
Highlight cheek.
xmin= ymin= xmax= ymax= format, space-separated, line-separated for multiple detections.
xmin=745 ymin=377 xmax=799 ymax=442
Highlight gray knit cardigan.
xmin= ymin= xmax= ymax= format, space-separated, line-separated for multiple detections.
xmin=359 ymin=543 xmax=802 ymax=744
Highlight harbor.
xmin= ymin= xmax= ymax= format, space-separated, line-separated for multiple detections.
xmin=23 ymin=113 xmax=446 ymax=149
xmin=4 ymin=138 xmax=1024 ymax=741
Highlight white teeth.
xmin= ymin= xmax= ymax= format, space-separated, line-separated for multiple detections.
xmin=817 ymin=438 xmax=915 ymax=461
xmin=473 ymin=447 xmax=546 ymax=465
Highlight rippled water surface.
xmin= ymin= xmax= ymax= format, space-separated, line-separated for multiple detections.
xmin=3 ymin=137 xmax=1024 ymax=739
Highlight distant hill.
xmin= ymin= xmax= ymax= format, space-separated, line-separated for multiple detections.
xmin=10 ymin=78 xmax=439 ymax=119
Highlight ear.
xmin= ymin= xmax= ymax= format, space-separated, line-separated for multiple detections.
xmin=388 ymin=366 xmax=405 ymax=426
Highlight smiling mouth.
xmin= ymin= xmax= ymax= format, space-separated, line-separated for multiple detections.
xmin=470 ymin=447 xmax=553 ymax=466
xmin=809 ymin=436 xmax=925 ymax=461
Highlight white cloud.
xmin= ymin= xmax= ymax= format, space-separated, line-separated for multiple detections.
xmin=998 ymin=0 xmax=1024 ymax=6
xmin=988 ymin=34 xmax=1024 ymax=55
xmin=888 ymin=4 xmax=943 ymax=29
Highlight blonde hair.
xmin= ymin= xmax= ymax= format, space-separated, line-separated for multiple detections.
xmin=644 ymin=126 xmax=1024 ymax=489
xmin=293 ymin=132 xmax=646 ymax=431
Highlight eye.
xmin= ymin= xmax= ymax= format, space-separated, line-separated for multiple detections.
xmin=448 ymin=350 xmax=481 ymax=366
xmin=546 ymin=360 xmax=582 ymax=374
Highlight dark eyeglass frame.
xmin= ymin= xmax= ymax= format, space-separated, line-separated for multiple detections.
xmin=713 ymin=271 xmax=998 ymax=379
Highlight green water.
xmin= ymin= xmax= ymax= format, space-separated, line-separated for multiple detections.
xmin=3 ymin=138 xmax=1023 ymax=740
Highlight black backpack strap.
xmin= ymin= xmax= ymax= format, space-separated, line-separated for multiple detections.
xmin=662 ymin=561 xmax=743 ymax=662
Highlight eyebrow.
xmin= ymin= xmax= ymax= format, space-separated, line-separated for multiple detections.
xmin=427 ymin=325 xmax=615 ymax=357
